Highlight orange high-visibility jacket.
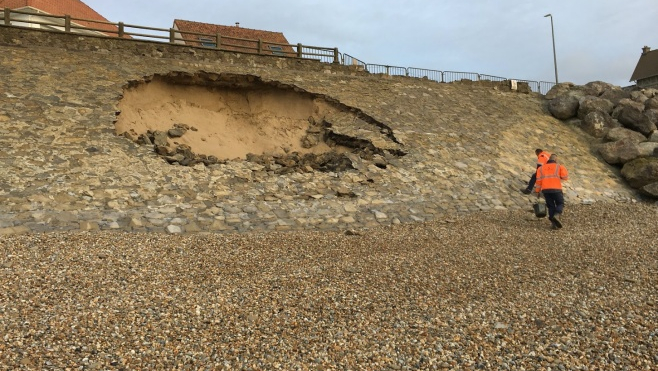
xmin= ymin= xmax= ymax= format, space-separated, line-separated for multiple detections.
xmin=537 ymin=151 xmax=551 ymax=166
xmin=535 ymin=162 xmax=568 ymax=192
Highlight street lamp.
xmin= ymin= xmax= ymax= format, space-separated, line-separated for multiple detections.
xmin=544 ymin=14 xmax=558 ymax=84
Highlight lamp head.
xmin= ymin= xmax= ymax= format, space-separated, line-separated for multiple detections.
xmin=544 ymin=14 xmax=552 ymax=17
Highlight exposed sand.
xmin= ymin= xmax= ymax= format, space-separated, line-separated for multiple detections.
xmin=115 ymin=79 xmax=337 ymax=160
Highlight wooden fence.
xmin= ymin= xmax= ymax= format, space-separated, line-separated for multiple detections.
xmin=0 ymin=7 xmax=340 ymax=63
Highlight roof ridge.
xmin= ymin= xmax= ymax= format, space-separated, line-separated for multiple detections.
xmin=174 ymin=18 xmax=283 ymax=34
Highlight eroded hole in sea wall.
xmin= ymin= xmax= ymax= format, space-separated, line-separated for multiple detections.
xmin=115 ymin=72 xmax=405 ymax=173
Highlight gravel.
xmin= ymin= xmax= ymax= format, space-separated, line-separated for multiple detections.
xmin=1 ymin=202 xmax=657 ymax=370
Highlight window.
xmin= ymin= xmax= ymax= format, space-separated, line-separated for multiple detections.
xmin=269 ymin=45 xmax=285 ymax=56
xmin=199 ymin=37 xmax=216 ymax=47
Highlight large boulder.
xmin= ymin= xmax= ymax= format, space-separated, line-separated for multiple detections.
xmin=638 ymin=142 xmax=658 ymax=157
xmin=598 ymin=138 xmax=641 ymax=165
xmin=545 ymin=82 xmax=596 ymax=100
xmin=582 ymin=111 xmax=619 ymax=138
xmin=640 ymin=182 xmax=658 ymax=198
xmin=618 ymin=106 xmax=657 ymax=136
xmin=600 ymin=88 xmax=631 ymax=106
xmin=545 ymin=82 xmax=576 ymax=100
xmin=630 ymin=91 xmax=650 ymax=104
xmin=645 ymin=109 xmax=658 ymax=127
xmin=645 ymin=97 xmax=658 ymax=110
xmin=577 ymin=96 xmax=614 ymax=119
xmin=645 ymin=88 xmax=658 ymax=98
xmin=620 ymin=157 xmax=658 ymax=188
xmin=584 ymin=81 xmax=616 ymax=96
xmin=548 ymin=95 xmax=579 ymax=119
xmin=604 ymin=127 xmax=647 ymax=143
xmin=612 ymin=99 xmax=643 ymax=120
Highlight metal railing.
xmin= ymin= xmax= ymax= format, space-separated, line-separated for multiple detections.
xmin=343 ymin=53 xmax=556 ymax=94
xmin=1 ymin=7 xmax=555 ymax=94
xmin=366 ymin=64 xmax=407 ymax=76
xmin=0 ymin=7 xmax=340 ymax=63
xmin=343 ymin=54 xmax=367 ymax=68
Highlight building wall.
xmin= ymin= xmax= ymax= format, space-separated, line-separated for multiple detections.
xmin=5 ymin=12 xmax=107 ymax=35
xmin=637 ymin=76 xmax=658 ymax=89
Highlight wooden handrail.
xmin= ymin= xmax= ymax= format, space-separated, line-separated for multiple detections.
xmin=0 ymin=7 xmax=334 ymax=61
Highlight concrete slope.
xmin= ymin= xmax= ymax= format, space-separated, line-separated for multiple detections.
xmin=0 ymin=27 xmax=639 ymax=234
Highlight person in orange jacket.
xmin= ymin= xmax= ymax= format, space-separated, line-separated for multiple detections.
xmin=521 ymin=148 xmax=551 ymax=194
xmin=535 ymin=154 xmax=569 ymax=229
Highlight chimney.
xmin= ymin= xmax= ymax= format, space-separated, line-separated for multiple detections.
xmin=642 ymin=46 xmax=651 ymax=55
xmin=235 ymin=22 xmax=240 ymax=27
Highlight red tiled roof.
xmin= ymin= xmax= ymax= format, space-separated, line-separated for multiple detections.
xmin=173 ymin=19 xmax=294 ymax=56
xmin=0 ymin=0 xmax=118 ymax=34
xmin=630 ymin=47 xmax=658 ymax=82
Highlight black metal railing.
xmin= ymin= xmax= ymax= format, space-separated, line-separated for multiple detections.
xmin=343 ymin=57 xmax=555 ymax=94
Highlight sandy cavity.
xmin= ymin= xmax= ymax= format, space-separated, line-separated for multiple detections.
xmin=115 ymin=79 xmax=336 ymax=160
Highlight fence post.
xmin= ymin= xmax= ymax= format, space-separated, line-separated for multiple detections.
xmin=118 ymin=22 xmax=124 ymax=38
xmin=258 ymin=39 xmax=263 ymax=54
xmin=216 ymin=32 xmax=221 ymax=49
xmin=4 ymin=8 xmax=11 ymax=25
xmin=333 ymin=48 xmax=339 ymax=64
xmin=169 ymin=28 xmax=175 ymax=43
xmin=297 ymin=43 xmax=303 ymax=58
xmin=64 ymin=15 xmax=71 ymax=32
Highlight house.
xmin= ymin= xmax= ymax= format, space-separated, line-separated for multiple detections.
xmin=0 ymin=0 xmax=118 ymax=36
xmin=173 ymin=19 xmax=294 ymax=56
xmin=630 ymin=46 xmax=658 ymax=89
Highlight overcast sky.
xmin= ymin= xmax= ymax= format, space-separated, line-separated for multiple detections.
xmin=82 ymin=0 xmax=656 ymax=87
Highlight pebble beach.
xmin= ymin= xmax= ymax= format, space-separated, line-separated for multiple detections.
xmin=2 ymin=202 xmax=657 ymax=370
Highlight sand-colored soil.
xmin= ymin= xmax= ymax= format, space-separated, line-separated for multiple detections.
xmin=115 ymin=79 xmax=337 ymax=160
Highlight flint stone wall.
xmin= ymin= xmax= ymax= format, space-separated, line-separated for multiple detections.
xmin=0 ymin=25 xmax=645 ymax=234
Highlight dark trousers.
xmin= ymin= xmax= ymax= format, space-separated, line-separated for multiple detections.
xmin=525 ymin=165 xmax=541 ymax=192
xmin=542 ymin=191 xmax=564 ymax=219
xmin=526 ymin=173 xmax=537 ymax=191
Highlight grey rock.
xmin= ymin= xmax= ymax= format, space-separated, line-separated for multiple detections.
xmin=544 ymin=82 xmax=575 ymax=100
xmin=168 ymin=128 xmax=186 ymax=138
xmin=640 ymin=181 xmax=658 ymax=197
xmin=152 ymin=130 xmax=169 ymax=147
xmin=166 ymin=224 xmax=183 ymax=234
xmin=630 ymin=91 xmax=649 ymax=103
xmin=548 ymin=95 xmax=579 ymax=120
xmin=582 ymin=111 xmax=619 ymax=138
xmin=577 ymin=96 xmax=614 ymax=119
xmin=604 ymin=127 xmax=647 ymax=143
xmin=584 ymin=81 xmax=616 ymax=96
xmin=637 ymin=142 xmax=658 ymax=157
xmin=620 ymin=157 xmax=658 ymax=189
xmin=600 ymin=88 xmax=631 ymax=106
xmin=598 ymin=138 xmax=641 ymax=165
xmin=618 ymin=106 xmax=657 ymax=136
xmin=645 ymin=97 xmax=658 ymax=110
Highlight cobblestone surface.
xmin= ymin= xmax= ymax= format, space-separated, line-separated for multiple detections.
xmin=1 ymin=203 xmax=657 ymax=370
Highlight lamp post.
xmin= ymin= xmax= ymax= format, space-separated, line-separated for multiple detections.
xmin=544 ymin=13 xmax=558 ymax=84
